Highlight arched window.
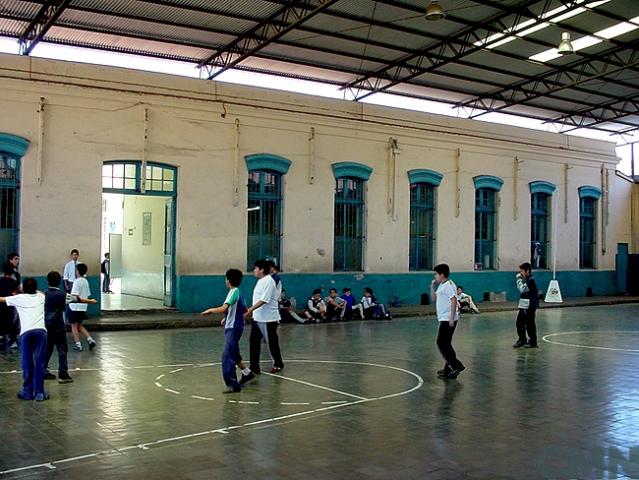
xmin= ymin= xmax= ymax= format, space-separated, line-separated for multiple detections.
xmin=408 ymin=169 xmax=443 ymax=271
xmin=473 ymin=175 xmax=504 ymax=270
xmin=332 ymin=162 xmax=372 ymax=272
xmin=0 ymin=133 xmax=29 ymax=261
xmin=578 ymin=186 xmax=601 ymax=269
xmin=529 ymin=181 xmax=556 ymax=269
xmin=245 ymin=154 xmax=291 ymax=270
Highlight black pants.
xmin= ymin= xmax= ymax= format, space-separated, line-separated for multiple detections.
xmin=437 ymin=322 xmax=463 ymax=370
xmin=516 ymin=309 xmax=538 ymax=346
xmin=45 ymin=330 xmax=69 ymax=375
xmin=249 ymin=321 xmax=284 ymax=373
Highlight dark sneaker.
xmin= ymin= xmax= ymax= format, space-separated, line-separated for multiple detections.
xmin=58 ymin=373 xmax=74 ymax=384
xmin=88 ymin=340 xmax=97 ymax=351
xmin=73 ymin=344 xmax=83 ymax=352
xmin=437 ymin=364 xmax=451 ymax=376
xmin=240 ymin=372 xmax=256 ymax=385
xmin=270 ymin=367 xmax=283 ymax=374
xmin=443 ymin=369 xmax=460 ymax=379
xmin=17 ymin=392 xmax=33 ymax=401
xmin=44 ymin=371 xmax=56 ymax=381
xmin=222 ymin=387 xmax=241 ymax=394
xmin=524 ymin=343 xmax=538 ymax=349
xmin=34 ymin=392 xmax=50 ymax=402
xmin=512 ymin=340 xmax=527 ymax=348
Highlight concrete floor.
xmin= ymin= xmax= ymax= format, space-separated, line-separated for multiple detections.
xmin=1 ymin=304 xmax=638 ymax=479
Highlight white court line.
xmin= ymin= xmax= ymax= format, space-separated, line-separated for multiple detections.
xmin=542 ymin=331 xmax=639 ymax=353
xmin=191 ymin=395 xmax=215 ymax=401
xmin=169 ymin=368 xmax=183 ymax=374
xmin=164 ymin=388 xmax=180 ymax=395
xmin=281 ymin=402 xmax=310 ymax=406
xmin=262 ymin=372 xmax=368 ymax=401
xmin=0 ymin=360 xmax=424 ymax=477
xmin=321 ymin=401 xmax=347 ymax=405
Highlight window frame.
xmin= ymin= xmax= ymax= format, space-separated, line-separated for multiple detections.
xmin=409 ymin=182 xmax=436 ymax=271
xmin=247 ymin=169 xmax=283 ymax=271
xmin=333 ymin=177 xmax=366 ymax=272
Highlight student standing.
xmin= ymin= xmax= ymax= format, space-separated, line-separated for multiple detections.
xmin=0 ymin=278 xmax=48 ymax=401
xmin=63 ymin=249 xmax=80 ymax=293
xmin=512 ymin=262 xmax=539 ymax=349
xmin=69 ymin=263 xmax=97 ymax=352
xmin=431 ymin=264 xmax=465 ymax=379
xmin=0 ymin=264 xmax=19 ymax=348
xmin=201 ymin=269 xmax=254 ymax=393
xmin=7 ymin=252 xmax=20 ymax=284
xmin=245 ymin=259 xmax=284 ymax=375
xmin=44 ymin=272 xmax=75 ymax=383
xmin=101 ymin=253 xmax=112 ymax=294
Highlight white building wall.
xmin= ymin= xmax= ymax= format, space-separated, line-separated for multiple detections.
xmin=0 ymin=53 xmax=631 ymax=279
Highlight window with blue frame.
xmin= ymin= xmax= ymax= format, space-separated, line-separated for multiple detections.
xmin=0 ymin=153 xmax=20 ymax=261
xmin=247 ymin=170 xmax=282 ymax=270
xmin=531 ymin=193 xmax=550 ymax=269
xmin=579 ymin=196 xmax=597 ymax=269
xmin=334 ymin=177 xmax=365 ymax=271
xmin=475 ymin=188 xmax=497 ymax=270
xmin=101 ymin=162 xmax=176 ymax=195
xmin=409 ymin=183 xmax=436 ymax=270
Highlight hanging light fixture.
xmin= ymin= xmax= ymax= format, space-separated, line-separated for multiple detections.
xmin=557 ymin=32 xmax=574 ymax=55
xmin=425 ymin=1 xmax=446 ymax=21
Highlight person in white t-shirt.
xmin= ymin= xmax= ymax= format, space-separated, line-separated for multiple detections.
xmin=430 ymin=263 xmax=465 ymax=380
xmin=63 ymin=249 xmax=80 ymax=293
xmin=0 ymin=277 xmax=48 ymax=401
xmin=244 ymin=259 xmax=284 ymax=375
xmin=69 ymin=263 xmax=97 ymax=352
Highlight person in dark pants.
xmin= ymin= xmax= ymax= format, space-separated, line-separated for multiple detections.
xmin=44 ymin=271 xmax=74 ymax=383
xmin=431 ymin=263 xmax=465 ymax=379
xmin=7 ymin=252 xmax=20 ymax=284
xmin=513 ymin=262 xmax=539 ymax=348
xmin=0 ymin=263 xmax=19 ymax=348
xmin=101 ymin=253 xmax=112 ymax=294
xmin=245 ymin=259 xmax=284 ymax=375
xmin=0 ymin=278 xmax=48 ymax=401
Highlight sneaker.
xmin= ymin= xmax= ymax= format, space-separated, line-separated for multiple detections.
xmin=88 ymin=339 xmax=97 ymax=351
xmin=524 ymin=343 xmax=538 ymax=349
xmin=443 ymin=369 xmax=460 ymax=379
xmin=73 ymin=344 xmax=83 ymax=352
xmin=437 ymin=364 xmax=451 ymax=376
xmin=17 ymin=392 xmax=33 ymax=401
xmin=512 ymin=340 xmax=526 ymax=348
xmin=270 ymin=367 xmax=283 ymax=374
xmin=34 ymin=392 xmax=50 ymax=402
xmin=222 ymin=387 xmax=241 ymax=394
xmin=240 ymin=371 xmax=256 ymax=385
xmin=10 ymin=341 xmax=18 ymax=349
xmin=44 ymin=371 xmax=56 ymax=381
xmin=58 ymin=373 xmax=74 ymax=384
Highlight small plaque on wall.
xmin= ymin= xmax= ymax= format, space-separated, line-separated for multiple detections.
xmin=142 ymin=212 xmax=152 ymax=246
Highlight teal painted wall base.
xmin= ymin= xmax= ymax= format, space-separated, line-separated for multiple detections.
xmin=33 ymin=275 xmax=101 ymax=316
xmin=175 ymin=270 xmax=617 ymax=313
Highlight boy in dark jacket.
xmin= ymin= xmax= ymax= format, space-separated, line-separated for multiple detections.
xmin=44 ymin=271 xmax=74 ymax=383
xmin=513 ymin=262 xmax=539 ymax=349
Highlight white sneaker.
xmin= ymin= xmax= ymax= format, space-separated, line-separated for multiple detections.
xmin=9 ymin=341 xmax=18 ymax=349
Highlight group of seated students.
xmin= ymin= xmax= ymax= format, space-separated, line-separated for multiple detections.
xmin=279 ymin=287 xmax=391 ymax=324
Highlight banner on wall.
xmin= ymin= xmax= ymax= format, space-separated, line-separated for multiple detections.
xmin=544 ymin=280 xmax=563 ymax=303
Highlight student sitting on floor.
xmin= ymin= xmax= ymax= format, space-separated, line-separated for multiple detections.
xmin=324 ymin=288 xmax=346 ymax=321
xmin=340 ymin=287 xmax=359 ymax=320
xmin=456 ymin=286 xmax=480 ymax=314
xmin=279 ymin=289 xmax=307 ymax=324
xmin=304 ymin=289 xmax=327 ymax=323
xmin=359 ymin=287 xmax=391 ymax=320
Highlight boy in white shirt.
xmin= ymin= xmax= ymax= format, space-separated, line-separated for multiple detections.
xmin=431 ymin=264 xmax=465 ymax=379
xmin=245 ymin=259 xmax=284 ymax=375
xmin=69 ymin=263 xmax=96 ymax=352
xmin=63 ymin=249 xmax=79 ymax=293
xmin=0 ymin=278 xmax=49 ymax=401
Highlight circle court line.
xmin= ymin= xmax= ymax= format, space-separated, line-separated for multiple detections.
xmin=542 ymin=331 xmax=639 ymax=353
xmin=0 ymin=359 xmax=423 ymax=477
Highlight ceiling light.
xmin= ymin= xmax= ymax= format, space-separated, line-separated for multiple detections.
xmin=425 ymin=1 xmax=446 ymax=21
xmin=557 ymin=32 xmax=575 ymax=55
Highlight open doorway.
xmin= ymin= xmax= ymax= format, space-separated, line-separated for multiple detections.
xmin=101 ymin=162 xmax=176 ymax=311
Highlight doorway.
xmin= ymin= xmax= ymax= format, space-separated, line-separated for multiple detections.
xmin=101 ymin=162 xmax=177 ymax=311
